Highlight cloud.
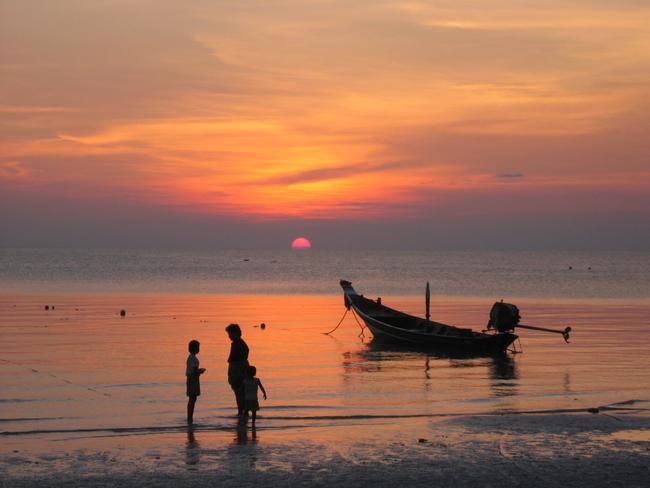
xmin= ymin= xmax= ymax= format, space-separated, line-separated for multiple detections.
xmin=0 ymin=161 xmax=30 ymax=180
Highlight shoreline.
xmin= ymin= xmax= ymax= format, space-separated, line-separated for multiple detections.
xmin=2 ymin=411 xmax=648 ymax=487
xmin=4 ymin=401 xmax=649 ymax=438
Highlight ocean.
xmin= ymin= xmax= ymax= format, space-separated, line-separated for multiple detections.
xmin=1 ymin=248 xmax=649 ymax=299
xmin=1 ymin=248 xmax=648 ymax=484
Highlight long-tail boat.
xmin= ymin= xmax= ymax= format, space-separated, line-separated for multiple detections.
xmin=339 ymin=280 xmax=571 ymax=353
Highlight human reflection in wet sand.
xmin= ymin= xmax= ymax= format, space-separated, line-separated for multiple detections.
xmin=185 ymin=426 xmax=201 ymax=466
xmin=234 ymin=419 xmax=258 ymax=445
xmin=229 ymin=421 xmax=259 ymax=471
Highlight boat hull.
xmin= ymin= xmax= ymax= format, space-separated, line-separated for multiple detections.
xmin=341 ymin=280 xmax=517 ymax=353
xmin=358 ymin=310 xmax=516 ymax=352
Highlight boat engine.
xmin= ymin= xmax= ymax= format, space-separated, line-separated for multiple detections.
xmin=487 ymin=301 xmax=520 ymax=333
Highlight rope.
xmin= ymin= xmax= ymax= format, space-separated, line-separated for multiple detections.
xmin=351 ymin=308 xmax=366 ymax=335
xmin=509 ymin=337 xmax=523 ymax=354
xmin=323 ymin=307 xmax=367 ymax=338
xmin=0 ymin=357 xmax=112 ymax=397
xmin=323 ymin=307 xmax=349 ymax=335
xmin=352 ymin=309 xmax=366 ymax=341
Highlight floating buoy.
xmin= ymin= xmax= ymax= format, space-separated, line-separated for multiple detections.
xmin=260 ymin=323 xmax=266 ymax=330
xmin=120 ymin=309 xmax=126 ymax=317
xmin=44 ymin=305 xmax=49 ymax=311
xmin=568 ymin=266 xmax=573 ymax=270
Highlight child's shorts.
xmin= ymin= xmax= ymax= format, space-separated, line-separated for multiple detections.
xmin=187 ymin=378 xmax=201 ymax=397
xmin=244 ymin=398 xmax=259 ymax=411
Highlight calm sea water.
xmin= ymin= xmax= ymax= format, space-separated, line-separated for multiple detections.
xmin=1 ymin=248 xmax=649 ymax=299
xmin=1 ymin=249 xmax=648 ymax=451
xmin=1 ymin=294 xmax=649 ymax=440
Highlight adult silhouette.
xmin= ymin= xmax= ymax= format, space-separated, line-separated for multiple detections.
xmin=225 ymin=323 xmax=249 ymax=416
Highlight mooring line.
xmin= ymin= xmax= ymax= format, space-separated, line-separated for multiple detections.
xmin=351 ymin=308 xmax=366 ymax=334
xmin=323 ymin=307 xmax=349 ymax=335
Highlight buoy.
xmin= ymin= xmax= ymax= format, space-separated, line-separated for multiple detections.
xmin=44 ymin=305 xmax=49 ymax=311
xmin=260 ymin=323 xmax=266 ymax=330
xmin=120 ymin=309 xmax=126 ymax=317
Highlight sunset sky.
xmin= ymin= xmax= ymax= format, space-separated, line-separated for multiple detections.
xmin=1 ymin=1 xmax=649 ymax=249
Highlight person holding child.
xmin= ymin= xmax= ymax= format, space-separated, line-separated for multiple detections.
xmin=186 ymin=339 xmax=206 ymax=425
xmin=242 ymin=365 xmax=267 ymax=424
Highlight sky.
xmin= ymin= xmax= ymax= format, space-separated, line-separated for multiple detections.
xmin=1 ymin=0 xmax=649 ymax=250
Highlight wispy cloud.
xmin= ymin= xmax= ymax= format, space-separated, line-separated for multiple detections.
xmin=0 ymin=161 xmax=30 ymax=180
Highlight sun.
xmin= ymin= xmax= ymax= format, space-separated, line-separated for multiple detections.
xmin=291 ymin=237 xmax=312 ymax=249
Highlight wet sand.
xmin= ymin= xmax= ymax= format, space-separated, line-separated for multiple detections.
xmin=2 ymin=412 xmax=649 ymax=487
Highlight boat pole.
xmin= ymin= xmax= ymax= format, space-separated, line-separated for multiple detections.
xmin=425 ymin=281 xmax=431 ymax=322
xmin=517 ymin=324 xmax=572 ymax=343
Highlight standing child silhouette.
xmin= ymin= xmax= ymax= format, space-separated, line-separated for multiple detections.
xmin=242 ymin=365 xmax=267 ymax=424
xmin=186 ymin=340 xmax=206 ymax=424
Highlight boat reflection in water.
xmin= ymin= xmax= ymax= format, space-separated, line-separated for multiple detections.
xmin=487 ymin=354 xmax=518 ymax=398
xmin=341 ymin=337 xmax=520 ymax=411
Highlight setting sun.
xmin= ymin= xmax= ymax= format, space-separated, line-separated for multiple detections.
xmin=291 ymin=237 xmax=312 ymax=249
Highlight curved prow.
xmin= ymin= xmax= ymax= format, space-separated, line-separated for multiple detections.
xmin=340 ymin=280 xmax=356 ymax=310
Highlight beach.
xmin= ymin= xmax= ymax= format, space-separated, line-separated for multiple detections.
xmin=4 ymin=0 xmax=650 ymax=483
xmin=1 ymin=288 xmax=649 ymax=486
xmin=3 ymin=412 xmax=649 ymax=487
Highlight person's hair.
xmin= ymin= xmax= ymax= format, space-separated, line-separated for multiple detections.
xmin=225 ymin=323 xmax=241 ymax=338
xmin=247 ymin=365 xmax=257 ymax=377
xmin=188 ymin=340 xmax=200 ymax=354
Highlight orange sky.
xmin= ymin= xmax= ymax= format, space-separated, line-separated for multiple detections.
xmin=1 ymin=1 xmax=649 ymax=247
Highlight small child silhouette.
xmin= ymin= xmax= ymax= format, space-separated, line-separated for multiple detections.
xmin=186 ymin=340 xmax=206 ymax=424
xmin=242 ymin=365 xmax=267 ymax=424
